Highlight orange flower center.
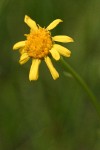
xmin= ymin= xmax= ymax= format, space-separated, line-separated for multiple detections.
xmin=24 ymin=28 xmax=53 ymax=59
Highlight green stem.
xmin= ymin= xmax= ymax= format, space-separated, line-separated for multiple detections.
xmin=60 ymin=57 xmax=100 ymax=116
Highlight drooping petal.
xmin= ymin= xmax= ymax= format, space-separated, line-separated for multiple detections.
xmin=52 ymin=35 xmax=74 ymax=43
xmin=29 ymin=59 xmax=41 ymax=81
xmin=13 ymin=41 xmax=26 ymax=50
xmin=44 ymin=56 xmax=59 ymax=80
xmin=24 ymin=15 xmax=38 ymax=31
xmin=19 ymin=53 xmax=30 ymax=65
xmin=50 ymin=48 xmax=60 ymax=61
xmin=46 ymin=19 xmax=63 ymax=31
xmin=53 ymin=44 xmax=71 ymax=57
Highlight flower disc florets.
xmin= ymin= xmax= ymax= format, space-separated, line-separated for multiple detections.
xmin=25 ymin=28 xmax=53 ymax=59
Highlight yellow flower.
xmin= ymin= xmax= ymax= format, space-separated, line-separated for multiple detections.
xmin=13 ymin=15 xmax=74 ymax=81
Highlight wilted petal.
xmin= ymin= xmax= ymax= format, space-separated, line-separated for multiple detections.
xmin=50 ymin=48 xmax=60 ymax=61
xmin=52 ymin=35 xmax=74 ymax=43
xmin=44 ymin=56 xmax=59 ymax=80
xmin=29 ymin=59 xmax=41 ymax=81
xmin=46 ymin=19 xmax=63 ymax=31
xmin=13 ymin=41 xmax=26 ymax=50
xmin=24 ymin=15 xmax=38 ymax=31
xmin=53 ymin=44 xmax=71 ymax=57
xmin=19 ymin=53 xmax=30 ymax=65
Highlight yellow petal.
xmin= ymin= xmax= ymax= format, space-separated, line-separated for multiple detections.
xmin=50 ymin=48 xmax=60 ymax=61
xmin=24 ymin=15 xmax=38 ymax=31
xmin=44 ymin=56 xmax=59 ymax=80
xmin=46 ymin=19 xmax=63 ymax=31
xmin=29 ymin=59 xmax=41 ymax=81
xmin=52 ymin=35 xmax=74 ymax=43
xmin=53 ymin=44 xmax=71 ymax=57
xmin=13 ymin=41 xmax=26 ymax=50
xmin=19 ymin=48 xmax=26 ymax=54
xmin=19 ymin=53 xmax=30 ymax=65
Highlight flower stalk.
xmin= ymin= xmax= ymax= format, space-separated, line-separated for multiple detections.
xmin=60 ymin=57 xmax=100 ymax=117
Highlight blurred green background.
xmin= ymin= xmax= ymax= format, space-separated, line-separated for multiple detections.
xmin=0 ymin=0 xmax=100 ymax=149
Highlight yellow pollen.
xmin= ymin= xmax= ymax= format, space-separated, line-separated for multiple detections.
xmin=25 ymin=28 xmax=53 ymax=59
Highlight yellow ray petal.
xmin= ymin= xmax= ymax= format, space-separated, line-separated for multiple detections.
xmin=44 ymin=56 xmax=59 ymax=80
xmin=19 ymin=53 xmax=30 ymax=65
xmin=53 ymin=44 xmax=71 ymax=57
xmin=50 ymin=48 xmax=60 ymax=61
xmin=19 ymin=48 xmax=26 ymax=54
xmin=29 ymin=59 xmax=41 ymax=81
xmin=24 ymin=15 xmax=38 ymax=31
xmin=46 ymin=19 xmax=63 ymax=31
xmin=13 ymin=41 xmax=26 ymax=50
xmin=52 ymin=35 xmax=74 ymax=43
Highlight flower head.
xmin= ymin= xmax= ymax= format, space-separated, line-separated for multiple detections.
xmin=13 ymin=15 xmax=74 ymax=81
